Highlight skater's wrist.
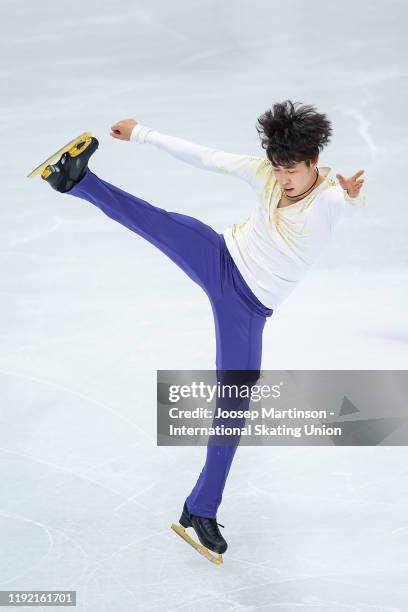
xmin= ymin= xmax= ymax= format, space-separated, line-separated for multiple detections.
xmin=343 ymin=189 xmax=366 ymax=208
xmin=130 ymin=124 xmax=152 ymax=144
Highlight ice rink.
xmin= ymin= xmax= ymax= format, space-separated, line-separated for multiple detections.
xmin=1 ymin=0 xmax=408 ymax=609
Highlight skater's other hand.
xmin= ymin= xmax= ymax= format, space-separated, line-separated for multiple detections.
xmin=336 ymin=170 xmax=365 ymax=198
xmin=110 ymin=118 xmax=138 ymax=141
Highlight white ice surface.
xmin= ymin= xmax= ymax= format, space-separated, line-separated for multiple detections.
xmin=1 ymin=0 xmax=408 ymax=610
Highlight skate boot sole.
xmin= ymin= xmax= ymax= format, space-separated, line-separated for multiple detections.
xmin=171 ymin=523 xmax=223 ymax=565
xmin=27 ymin=132 xmax=93 ymax=179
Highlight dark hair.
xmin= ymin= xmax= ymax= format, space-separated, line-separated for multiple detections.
xmin=256 ymin=100 xmax=332 ymax=167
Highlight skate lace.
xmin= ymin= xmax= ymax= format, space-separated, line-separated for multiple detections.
xmin=202 ymin=518 xmax=225 ymax=534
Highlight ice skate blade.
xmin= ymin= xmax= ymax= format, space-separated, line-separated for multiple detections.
xmin=171 ymin=523 xmax=223 ymax=565
xmin=27 ymin=132 xmax=93 ymax=179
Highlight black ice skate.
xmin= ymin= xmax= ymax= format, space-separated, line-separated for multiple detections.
xmin=27 ymin=132 xmax=99 ymax=193
xmin=171 ymin=501 xmax=227 ymax=565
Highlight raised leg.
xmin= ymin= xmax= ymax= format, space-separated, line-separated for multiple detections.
xmin=66 ymin=169 xmax=224 ymax=297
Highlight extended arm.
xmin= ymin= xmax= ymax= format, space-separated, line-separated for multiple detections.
xmin=110 ymin=118 xmax=268 ymax=189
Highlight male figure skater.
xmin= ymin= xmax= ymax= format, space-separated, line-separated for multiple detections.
xmin=37 ymin=100 xmax=365 ymax=562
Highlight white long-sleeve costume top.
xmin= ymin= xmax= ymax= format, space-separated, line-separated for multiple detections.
xmin=130 ymin=124 xmax=366 ymax=310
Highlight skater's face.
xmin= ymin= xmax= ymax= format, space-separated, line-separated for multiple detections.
xmin=272 ymin=159 xmax=319 ymax=197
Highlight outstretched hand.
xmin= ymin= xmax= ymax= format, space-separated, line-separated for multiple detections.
xmin=336 ymin=170 xmax=365 ymax=198
xmin=110 ymin=118 xmax=138 ymax=141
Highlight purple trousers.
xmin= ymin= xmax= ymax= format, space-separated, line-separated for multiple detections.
xmin=67 ymin=169 xmax=273 ymax=517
